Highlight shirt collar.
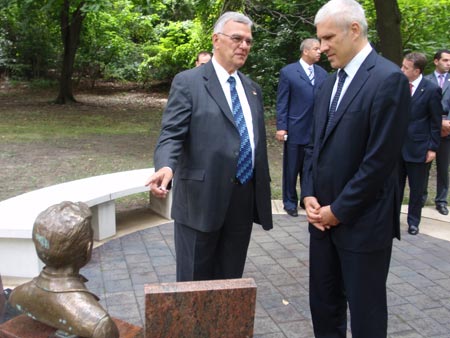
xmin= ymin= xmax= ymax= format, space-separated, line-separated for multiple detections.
xmin=212 ymin=56 xmax=238 ymax=84
xmin=340 ymin=43 xmax=372 ymax=80
xmin=434 ymin=70 xmax=448 ymax=78
xmin=411 ymin=74 xmax=423 ymax=89
xmin=299 ymin=58 xmax=312 ymax=74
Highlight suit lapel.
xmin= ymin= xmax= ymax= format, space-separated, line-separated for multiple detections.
xmin=240 ymin=72 xmax=261 ymax=145
xmin=443 ymin=73 xmax=450 ymax=96
xmin=296 ymin=63 xmax=312 ymax=87
xmin=203 ymin=63 xmax=236 ymax=127
xmin=412 ymin=78 xmax=426 ymax=101
xmin=317 ymin=75 xmax=335 ymax=143
xmin=321 ymin=51 xmax=376 ymax=144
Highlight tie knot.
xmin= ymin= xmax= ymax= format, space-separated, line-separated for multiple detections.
xmin=338 ymin=69 xmax=347 ymax=81
xmin=228 ymin=76 xmax=236 ymax=86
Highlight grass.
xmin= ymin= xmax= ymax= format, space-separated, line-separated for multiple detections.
xmin=0 ymin=81 xmax=439 ymax=210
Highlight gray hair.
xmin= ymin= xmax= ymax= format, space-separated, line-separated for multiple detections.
xmin=213 ymin=11 xmax=253 ymax=34
xmin=315 ymin=0 xmax=368 ymax=37
xmin=300 ymin=38 xmax=320 ymax=54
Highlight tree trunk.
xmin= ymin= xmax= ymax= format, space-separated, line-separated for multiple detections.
xmin=55 ymin=0 xmax=85 ymax=104
xmin=373 ymin=0 xmax=403 ymax=66
xmin=221 ymin=0 xmax=245 ymax=14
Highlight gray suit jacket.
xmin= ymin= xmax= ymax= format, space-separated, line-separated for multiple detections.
xmin=425 ymin=72 xmax=450 ymax=114
xmin=154 ymin=61 xmax=273 ymax=232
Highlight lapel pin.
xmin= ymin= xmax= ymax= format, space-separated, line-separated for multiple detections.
xmin=252 ymin=91 xmax=257 ymax=96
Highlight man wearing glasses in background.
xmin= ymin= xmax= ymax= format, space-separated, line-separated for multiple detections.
xmin=146 ymin=12 xmax=273 ymax=282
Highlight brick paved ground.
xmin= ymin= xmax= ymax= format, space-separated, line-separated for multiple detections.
xmin=81 ymin=213 xmax=450 ymax=337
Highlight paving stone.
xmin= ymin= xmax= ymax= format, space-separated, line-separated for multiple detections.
xmin=278 ymin=320 xmax=315 ymax=338
xmin=266 ymin=304 xmax=304 ymax=323
xmin=76 ymin=214 xmax=450 ymax=338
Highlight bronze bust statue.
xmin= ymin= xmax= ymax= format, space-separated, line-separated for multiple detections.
xmin=9 ymin=201 xmax=119 ymax=338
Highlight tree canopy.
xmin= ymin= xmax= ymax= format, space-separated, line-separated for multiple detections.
xmin=0 ymin=0 xmax=448 ymax=106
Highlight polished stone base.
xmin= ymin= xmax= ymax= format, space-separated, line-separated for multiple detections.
xmin=145 ymin=278 xmax=257 ymax=338
xmin=0 ymin=314 xmax=143 ymax=338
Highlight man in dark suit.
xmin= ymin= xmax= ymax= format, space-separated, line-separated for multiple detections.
xmin=276 ymin=38 xmax=328 ymax=217
xmin=423 ymin=49 xmax=450 ymax=215
xmin=301 ymin=0 xmax=410 ymax=337
xmin=399 ymin=52 xmax=442 ymax=235
xmin=145 ymin=12 xmax=272 ymax=282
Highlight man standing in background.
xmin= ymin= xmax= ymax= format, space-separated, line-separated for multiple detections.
xmin=399 ymin=52 xmax=442 ymax=235
xmin=423 ymin=49 xmax=450 ymax=215
xmin=275 ymin=38 xmax=327 ymax=217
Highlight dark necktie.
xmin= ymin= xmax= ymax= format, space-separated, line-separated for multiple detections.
xmin=326 ymin=70 xmax=347 ymax=133
xmin=228 ymin=76 xmax=253 ymax=184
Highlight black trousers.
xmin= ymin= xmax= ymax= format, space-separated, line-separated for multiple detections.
xmin=309 ymin=232 xmax=392 ymax=338
xmin=423 ymin=137 xmax=450 ymax=206
xmin=282 ymin=142 xmax=306 ymax=210
xmin=174 ymin=179 xmax=254 ymax=281
xmin=399 ymin=160 xmax=428 ymax=227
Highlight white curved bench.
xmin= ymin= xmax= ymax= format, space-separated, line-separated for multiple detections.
xmin=0 ymin=168 xmax=172 ymax=278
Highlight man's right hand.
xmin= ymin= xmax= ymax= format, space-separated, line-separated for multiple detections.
xmin=304 ymin=196 xmax=326 ymax=231
xmin=145 ymin=167 xmax=173 ymax=198
xmin=275 ymin=130 xmax=288 ymax=142
xmin=441 ymin=119 xmax=450 ymax=138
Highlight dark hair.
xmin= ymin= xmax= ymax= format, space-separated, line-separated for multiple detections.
xmin=433 ymin=49 xmax=450 ymax=61
xmin=196 ymin=51 xmax=212 ymax=62
xmin=404 ymin=52 xmax=427 ymax=74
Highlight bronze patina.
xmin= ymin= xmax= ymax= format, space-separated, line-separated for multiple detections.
xmin=9 ymin=201 xmax=119 ymax=338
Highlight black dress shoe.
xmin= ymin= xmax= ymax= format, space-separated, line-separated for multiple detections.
xmin=284 ymin=208 xmax=298 ymax=217
xmin=408 ymin=225 xmax=419 ymax=235
xmin=436 ymin=204 xmax=449 ymax=215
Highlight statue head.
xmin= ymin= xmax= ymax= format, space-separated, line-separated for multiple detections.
xmin=32 ymin=201 xmax=93 ymax=271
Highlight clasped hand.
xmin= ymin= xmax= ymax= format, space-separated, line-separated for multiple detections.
xmin=303 ymin=196 xmax=339 ymax=231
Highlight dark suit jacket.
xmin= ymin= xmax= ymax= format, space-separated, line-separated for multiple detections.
xmin=402 ymin=77 xmax=442 ymax=162
xmin=301 ymin=50 xmax=410 ymax=252
xmin=154 ymin=61 xmax=273 ymax=232
xmin=276 ymin=62 xmax=328 ymax=145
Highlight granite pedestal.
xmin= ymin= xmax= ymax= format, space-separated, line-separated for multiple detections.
xmin=145 ymin=278 xmax=257 ymax=338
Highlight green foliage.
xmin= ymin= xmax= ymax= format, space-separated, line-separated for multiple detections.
xmin=362 ymin=0 xmax=449 ymax=73
xmin=0 ymin=0 xmax=448 ymax=104
xmin=0 ymin=2 xmax=60 ymax=79
xmin=243 ymin=0 xmax=327 ymax=112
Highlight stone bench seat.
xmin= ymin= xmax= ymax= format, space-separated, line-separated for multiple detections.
xmin=0 ymin=168 xmax=172 ymax=278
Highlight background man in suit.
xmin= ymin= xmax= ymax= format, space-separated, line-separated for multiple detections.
xmin=145 ymin=12 xmax=272 ymax=282
xmin=301 ymin=0 xmax=410 ymax=337
xmin=400 ymin=52 xmax=442 ymax=235
xmin=195 ymin=51 xmax=212 ymax=67
xmin=275 ymin=38 xmax=328 ymax=217
xmin=423 ymin=49 xmax=450 ymax=215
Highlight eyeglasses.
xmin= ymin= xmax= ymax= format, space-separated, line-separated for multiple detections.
xmin=217 ymin=32 xmax=253 ymax=47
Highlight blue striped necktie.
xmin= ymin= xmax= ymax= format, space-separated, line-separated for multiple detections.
xmin=228 ymin=76 xmax=253 ymax=184
xmin=326 ymin=69 xmax=347 ymax=133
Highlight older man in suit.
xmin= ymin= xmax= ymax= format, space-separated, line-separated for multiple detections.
xmin=399 ymin=52 xmax=442 ymax=235
xmin=276 ymin=38 xmax=328 ymax=217
xmin=423 ymin=49 xmax=450 ymax=215
xmin=301 ymin=0 xmax=410 ymax=337
xmin=146 ymin=12 xmax=272 ymax=282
